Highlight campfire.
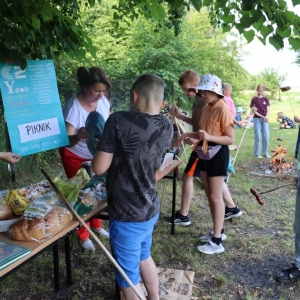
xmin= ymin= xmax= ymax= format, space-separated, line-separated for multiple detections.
xmin=267 ymin=141 xmax=293 ymax=174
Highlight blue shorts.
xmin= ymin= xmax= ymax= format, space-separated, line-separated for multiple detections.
xmin=109 ymin=213 xmax=159 ymax=288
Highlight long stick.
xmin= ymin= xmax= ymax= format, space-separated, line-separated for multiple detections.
xmin=173 ymin=116 xmax=188 ymax=163
xmin=40 ymin=168 xmax=146 ymax=300
xmin=226 ymin=126 xmax=249 ymax=184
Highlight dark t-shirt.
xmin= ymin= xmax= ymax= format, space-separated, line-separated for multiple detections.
xmin=250 ymin=96 xmax=270 ymax=117
xmin=97 ymin=111 xmax=173 ymax=222
xmin=281 ymin=116 xmax=296 ymax=128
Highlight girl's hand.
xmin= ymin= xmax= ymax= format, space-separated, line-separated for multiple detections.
xmin=76 ymin=127 xmax=90 ymax=141
xmin=0 ymin=152 xmax=21 ymax=164
xmin=199 ymin=130 xmax=210 ymax=141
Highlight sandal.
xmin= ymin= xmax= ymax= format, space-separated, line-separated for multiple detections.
xmin=275 ymin=264 xmax=300 ymax=283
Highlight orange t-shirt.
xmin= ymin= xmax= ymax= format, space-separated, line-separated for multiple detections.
xmin=192 ymin=99 xmax=233 ymax=153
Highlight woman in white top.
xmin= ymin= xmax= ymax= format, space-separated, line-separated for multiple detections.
xmin=59 ymin=66 xmax=111 ymax=251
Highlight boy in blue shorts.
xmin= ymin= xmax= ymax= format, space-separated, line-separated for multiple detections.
xmin=92 ymin=74 xmax=173 ymax=299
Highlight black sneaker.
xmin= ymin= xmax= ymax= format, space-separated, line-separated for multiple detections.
xmin=164 ymin=211 xmax=191 ymax=226
xmin=224 ymin=206 xmax=243 ymax=220
xmin=275 ymin=264 xmax=300 ymax=283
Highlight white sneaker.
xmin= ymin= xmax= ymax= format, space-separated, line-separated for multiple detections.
xmin=265 ymin=154 xmax=271 ymax=158
xmin=197 ymin=240 xmax=225 ymax=254
xmin=256 ymin=155 xmax=263 ymax=158
xmin=82 ymin=239 xmax=95 ymax=251
xmin=199 ymin=229 xmax=227 ymax=242
xmin=94 ymin=227 xmax=110 ymax=238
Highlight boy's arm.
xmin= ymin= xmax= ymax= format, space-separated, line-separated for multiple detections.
xmin=295 ymin=115 xmax=300 ymax=123
xmin=169 ymin=105 xmax=193 ymax=125
xmin=92 ymin=150 xmax=113 ymax=175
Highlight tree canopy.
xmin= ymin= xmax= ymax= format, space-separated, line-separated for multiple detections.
xmin=1 ymin=0 xmax=300 ymax=66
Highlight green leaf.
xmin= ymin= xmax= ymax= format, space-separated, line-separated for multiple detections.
xmin=31 ymin=14 xmax=40 ymax=29
xmin=169 ymin=0 xmax=184 ymax=10
xmin=288 ymin=36 xmax=300 ymax=50
xmin=243 ymin=29 xmax=255 ymax=43
xmin=240 ymin=14 xmax=253 ymax=27
xmin=41 ymin=2 xmax=53 ymax=21
xmin=260 ymin=25 xmax=273 ymax=39
xmin=223 ymin=15 xmax=235 ymax=24
xmin=156 ymin=5 xmax=166 ymax=20
xmin=292 ymin=0 xmax=300 ymax=5
xmin=278 ymin=0 xmax=287 ymax=9
xmin=276 ymin=27 xmax=291 ymax=38
xmin=242 ymin=0 xmax=253 ymax=11
xmin=190 ymin=0 xmax=202 ymax=11
xmin=257 ymin=36 xmax=266 ymax=46
xmin=89 ymin=0 xmax=95 ymax=6
xmin=252 ymin=20 xmax=263 ymax=31
xmin=203 ymin=0 xmax=211 ymax=6
xmin=215 ymin=0 xmax=227 ymax=9
xmin=222 ymin=23 xmax=231 ymax=33
xmin=284 ymin=11 xmax=296 ymax=24
xmin=269 ymin=34 xmax=284 ymax=50
xmin=113 ymin=12 xmax=119 ymax=20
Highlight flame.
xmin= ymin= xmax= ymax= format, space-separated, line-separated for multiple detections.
xmin=269 ymin=144 xmax=292 ymax=173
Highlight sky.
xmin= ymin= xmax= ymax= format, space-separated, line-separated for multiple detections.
xmin=239 ymin=1 xmax=300 ymax=88
xmin=240 ymin=39 xmax=300 ymax=88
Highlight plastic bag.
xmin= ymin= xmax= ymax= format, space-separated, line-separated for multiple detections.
xmin=7 ymin=191 xmax=73 ymax=242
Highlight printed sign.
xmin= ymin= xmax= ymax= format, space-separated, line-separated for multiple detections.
xmin=0 ymin=60 xmax=69 ymax=156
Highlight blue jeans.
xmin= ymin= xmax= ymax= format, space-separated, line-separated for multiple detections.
xmin=253 ymin=117 xmax=269 ymax=156
xmin=294 ymin=173 xmax=300 ymax=268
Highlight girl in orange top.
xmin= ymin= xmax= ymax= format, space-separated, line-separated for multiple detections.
xmin=176 ymin=74 xmax=234 ymax=255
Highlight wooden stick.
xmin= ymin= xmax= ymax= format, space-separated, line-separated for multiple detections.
xmin=40 ymin=168 xmax=146 ymax=300
xmin=174 ymin=116 xmax=188 ymax=163
xmin=160 ymin=179 xmax=166 ymax=210
xmin=227 ymin=126 xmax=249 ymax=184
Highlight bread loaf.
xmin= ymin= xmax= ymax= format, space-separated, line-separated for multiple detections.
xmin=8 ymin=219 xmax=31 ymax=241
xmin=27 ymin=217 xmax=45 ymax=240
xmin=0 ymin=201 xmax=14 ymax=220
xmin=8 ymin=206 xmax=73 ymax=241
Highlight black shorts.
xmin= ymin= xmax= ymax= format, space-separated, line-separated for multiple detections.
xmin=198 ymin=145 xmax=229 ymax=177
xmin=184 ymin=151 xmax=201 ymax=177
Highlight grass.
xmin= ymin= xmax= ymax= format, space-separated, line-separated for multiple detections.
xmin=0 ymin=90 xmax=300 ymax=299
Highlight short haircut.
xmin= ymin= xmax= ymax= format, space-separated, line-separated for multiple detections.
xmin=277 ymin=112 xmax=283 ymax=115
xmin=257 ymin=83 xmax=265 ymax=91
xmin=131 ymin=74 xmax=164 ymax=102
xmin=223 ymin=83 xmax=232 ymax=90
xmin=178 ymin=70 xmax=200 ymax=86
xmin=77 ymin=66 xmax=111 ymax=91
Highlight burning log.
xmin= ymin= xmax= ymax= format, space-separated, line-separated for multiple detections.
xmin=268 ymin=141 xmax=292 ymax=174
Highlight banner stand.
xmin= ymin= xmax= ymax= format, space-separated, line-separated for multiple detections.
xmin=5 ymin=121 xmax=15 ymax=182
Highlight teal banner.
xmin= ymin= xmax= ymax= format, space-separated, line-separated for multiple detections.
xmin=0 ymin=60 xmax=69 ymax=156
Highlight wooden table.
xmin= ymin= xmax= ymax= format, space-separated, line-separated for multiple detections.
xmin=0 ymin=200 xmax=108 ymax=292
xmin=156 ymin=159 xmax=182 ymax=235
